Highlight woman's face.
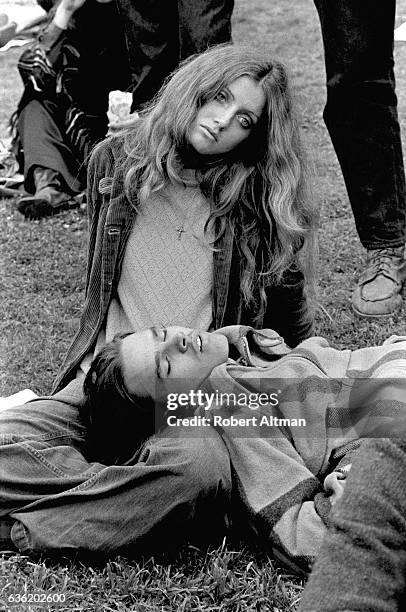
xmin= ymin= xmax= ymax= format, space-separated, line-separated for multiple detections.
xmin=120 ymin=327 xmax=229 ymax=399
xmin=187 ymin=76 xmax=265 ymax=156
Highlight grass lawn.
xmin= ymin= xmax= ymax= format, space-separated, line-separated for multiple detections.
xmin=1 ymin=0 xmax=406 ymax=609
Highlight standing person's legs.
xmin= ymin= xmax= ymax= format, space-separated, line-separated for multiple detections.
xmin=115 ymin=0 xmax=179 ymax=110
xmin=313 ymin=0 xmax=406 ymax=317
xmin=177 ymin=0 xmax=234 ymax=59
xmin=116 ymin=0 xmax=234 ymax=110
xmin=0 ymin=380 xmax=231 ymax=555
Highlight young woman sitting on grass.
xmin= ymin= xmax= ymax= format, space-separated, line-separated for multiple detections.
xmin=82 ymin=324 xmax=406 ymax=573
xmin=0 ymin=44 xmax=316 ymax=561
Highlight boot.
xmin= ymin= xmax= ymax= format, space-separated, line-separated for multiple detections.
xmin=18 ymin=166 xmax=79 ymax=220
xmin=352 ymin=246 xmax=406 ymax=317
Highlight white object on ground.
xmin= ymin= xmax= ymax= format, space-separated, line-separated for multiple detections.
xmin=0 ymin=389 xmax=38 ymax=410
xmin=395 ymin=21 xmax=406 ymax=41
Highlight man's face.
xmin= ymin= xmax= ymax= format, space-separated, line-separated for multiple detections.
xmin=120 ymin=326 xmax=229 ymax=399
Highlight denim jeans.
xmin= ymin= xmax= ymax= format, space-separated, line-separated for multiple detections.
xmin=0 ymin=379 xmax=231 ymax=555
xmin=313 ymin=0 xmax=406 ymax=249
xmin=116 ymin=0 xmax=234 ymax=109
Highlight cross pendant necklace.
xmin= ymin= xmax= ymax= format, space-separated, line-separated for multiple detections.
xmin=176 ymin=223 xmax=186 ymax=240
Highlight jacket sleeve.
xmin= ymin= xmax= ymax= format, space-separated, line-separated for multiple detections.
xmin=85 ymin=138 xmax=117 ymax=295
xmin=223 ymin=434 xmax=331 ymax=574
xmin=262 ymin=264 xmax=314 ymax=348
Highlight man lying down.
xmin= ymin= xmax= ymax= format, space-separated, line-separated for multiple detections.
xmin=84 ymin=324 xmax=406 ymax=572
xmin=1 ymin=324 xmax=406 ymax=572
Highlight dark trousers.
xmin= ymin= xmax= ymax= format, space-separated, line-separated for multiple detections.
xmin=115 ymin=0 xmax=234 ymax=109
xmin=18 ymin=100 xmax=84 ymax=194
xmin=314 ymin=0 xmax=406 ymax=249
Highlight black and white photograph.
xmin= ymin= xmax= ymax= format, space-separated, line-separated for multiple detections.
xmin=1 ymin=1 xmax=406 ymax=610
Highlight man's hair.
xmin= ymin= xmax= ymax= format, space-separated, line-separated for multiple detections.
xmin=120 ymin=43 xmax=317 ymax=322
xmin=83 ymin=333 xmax=155 ymax=464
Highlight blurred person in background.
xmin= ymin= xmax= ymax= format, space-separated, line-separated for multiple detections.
xmin=13 ymin=0 xmax=130 ymax=219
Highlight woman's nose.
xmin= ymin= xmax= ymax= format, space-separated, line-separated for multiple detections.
xmin=214 ymin=107 xmax=233 ymax=129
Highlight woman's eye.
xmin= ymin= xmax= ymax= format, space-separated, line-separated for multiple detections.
xmin=161 ymin=328 xmax=167 ymax=341
xmin=166 ymin=357 xmax=171 ymax=376
xmin=215 ymin=91 xmax=227 ymax=103
xmin=238 ymin=115 xmax=252 ymax=129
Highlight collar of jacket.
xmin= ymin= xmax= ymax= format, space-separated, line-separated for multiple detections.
xmin=216 ymin=324 xmax=291 ymax=366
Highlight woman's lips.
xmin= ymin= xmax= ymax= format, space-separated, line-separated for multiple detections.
xmin=200 ymin=125 xmax=217 ymax=141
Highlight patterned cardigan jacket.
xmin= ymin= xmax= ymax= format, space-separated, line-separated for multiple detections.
xmin=52 ymin=136 xmax=314 ymax=392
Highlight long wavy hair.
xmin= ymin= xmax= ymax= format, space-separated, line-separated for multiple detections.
xmin=123 ymin=44 xmax=317 ymax=321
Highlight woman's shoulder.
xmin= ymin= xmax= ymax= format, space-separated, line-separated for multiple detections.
xmin=88 ymin=136 xmax=128 ymax=178
xmin=91 ymin=135 xmax=126 ymax=163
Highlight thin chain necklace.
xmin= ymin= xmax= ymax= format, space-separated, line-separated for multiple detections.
xmin=171 ymin=187 xmax=205 ymax=241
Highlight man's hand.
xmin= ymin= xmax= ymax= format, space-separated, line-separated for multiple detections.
xmin=59 ymin=0 xmax=87 ymax=13
xmin=54 ymin=0 xmax=87 ymax=29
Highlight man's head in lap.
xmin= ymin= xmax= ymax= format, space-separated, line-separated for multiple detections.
xmin=120 ymin=327 xmax=229 ymax=399
xmin=83 ymin=328 xmax=229 ymax=461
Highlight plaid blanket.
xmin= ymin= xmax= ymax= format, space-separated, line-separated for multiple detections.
xmin=204 ymin=328 xmax=406 ymax=573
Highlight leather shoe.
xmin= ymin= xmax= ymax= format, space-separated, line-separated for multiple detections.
xmin=352 ymin=246 xmax=406 ymax=317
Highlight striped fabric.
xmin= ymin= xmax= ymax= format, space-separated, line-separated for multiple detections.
xmin=204 ymin=329 xmax=406 ymax=573
xmin=17 ymin=45 xmax=56 ymax=93
xmin=52 ymin=136 xmax=314 ymax=392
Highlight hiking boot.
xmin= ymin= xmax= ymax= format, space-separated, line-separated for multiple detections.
xmin=18 ymin=166 xmax=79 ymax=220
xmin=352 ymin=246 xmax=406 ymax=317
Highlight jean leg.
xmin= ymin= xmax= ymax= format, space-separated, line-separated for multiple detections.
xmin=0 ymin=378 xmax=86 ymax=444
xmin=313 ymin=0 xmax=406 ymax=249
xmin=0 ymin=379 xmax=97 ymax=515
xmin=1 ymin=408 xmax=231 ymax=554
